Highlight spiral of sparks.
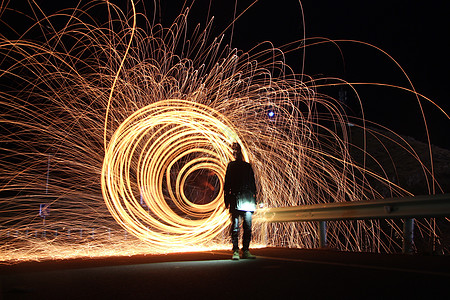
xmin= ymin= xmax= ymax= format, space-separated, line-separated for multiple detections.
xmin=102 ymin=99 xmax=242 ymax=247
xmin=0 ymin=1 xmax=448 ymax=261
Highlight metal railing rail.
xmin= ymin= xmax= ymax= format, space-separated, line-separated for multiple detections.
xmin=254 ymin=193 xmax=450 ymax=253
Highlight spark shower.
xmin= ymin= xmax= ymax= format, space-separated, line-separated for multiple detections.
xmin=0 ymin=1 xmax=448 ymax=261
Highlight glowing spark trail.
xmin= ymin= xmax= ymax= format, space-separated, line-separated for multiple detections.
xmin=0 ymin=1 xmax=448 ymax=261
xmin=102 ymin=99 xmax=240 ymax=248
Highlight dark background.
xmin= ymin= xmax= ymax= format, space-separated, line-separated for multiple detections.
xmin=6 ymin=0 xmax=450 ymax=149
xmin=179 ymin=0 xmax=450 ymax=149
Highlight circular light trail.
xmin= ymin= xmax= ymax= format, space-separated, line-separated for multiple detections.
xmin=101 ymin=99 xmax=248 ymax=249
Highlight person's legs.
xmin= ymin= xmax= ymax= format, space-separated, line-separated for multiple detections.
xmin=242 ymin=211 xmax=253 ymax=251
xmin=242 ymin=211 xmax=256 ymax=259
xmin=230 ymin=212 xmax=241 ymax=252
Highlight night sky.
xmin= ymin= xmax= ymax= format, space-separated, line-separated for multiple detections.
xmin=8 ymin=0 xmax=450 ymax=148
xmin=178 ymin=0 xmax=450 ymax=149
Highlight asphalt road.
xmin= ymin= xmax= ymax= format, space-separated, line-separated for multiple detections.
xmin=1 ymin=247 xmax=449 ymax=300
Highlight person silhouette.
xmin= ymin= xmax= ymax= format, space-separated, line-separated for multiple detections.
xmin=224 ymin=142 xmax=257 ymax=260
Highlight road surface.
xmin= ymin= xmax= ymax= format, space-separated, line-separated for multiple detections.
xmin=1 ymin=247 xmax=449 ymax=299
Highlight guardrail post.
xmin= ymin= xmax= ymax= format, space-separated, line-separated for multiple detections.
xmin=318 ymin=221 xmax=327 ymax=248
xmin=261 ymin=222 xmax=268 ymax=246
xmin=402 ymin=218 xmax=415 ymax=254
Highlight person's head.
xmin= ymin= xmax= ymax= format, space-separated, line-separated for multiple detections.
xmin=231 ymin=142 xmax=243 ymax=161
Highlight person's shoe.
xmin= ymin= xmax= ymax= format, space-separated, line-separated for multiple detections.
xmin=242 ymin=250 xmax=256 ymax=259
xmin=232 ymin=251 xmax=240 ymax=260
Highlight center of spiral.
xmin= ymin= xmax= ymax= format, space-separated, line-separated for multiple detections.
xmin=183 ymin=169 xmax=221 ymax=205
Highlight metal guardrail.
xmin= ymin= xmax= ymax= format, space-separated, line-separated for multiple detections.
xmin=254 ymin=193 xmax=450 ymax=253
xmin=255 ymin=193 xmax=450 ymax=222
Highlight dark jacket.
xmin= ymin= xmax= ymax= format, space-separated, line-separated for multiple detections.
xmin=224 ymin=159 xmax=257 ymax=212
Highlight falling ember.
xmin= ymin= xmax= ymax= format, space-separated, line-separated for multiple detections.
xmin=0 ymin=1 xmax=447 ymax=261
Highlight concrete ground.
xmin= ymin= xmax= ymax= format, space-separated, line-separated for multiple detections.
xmin=1 ymin=247 xmax=450 ymax=299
